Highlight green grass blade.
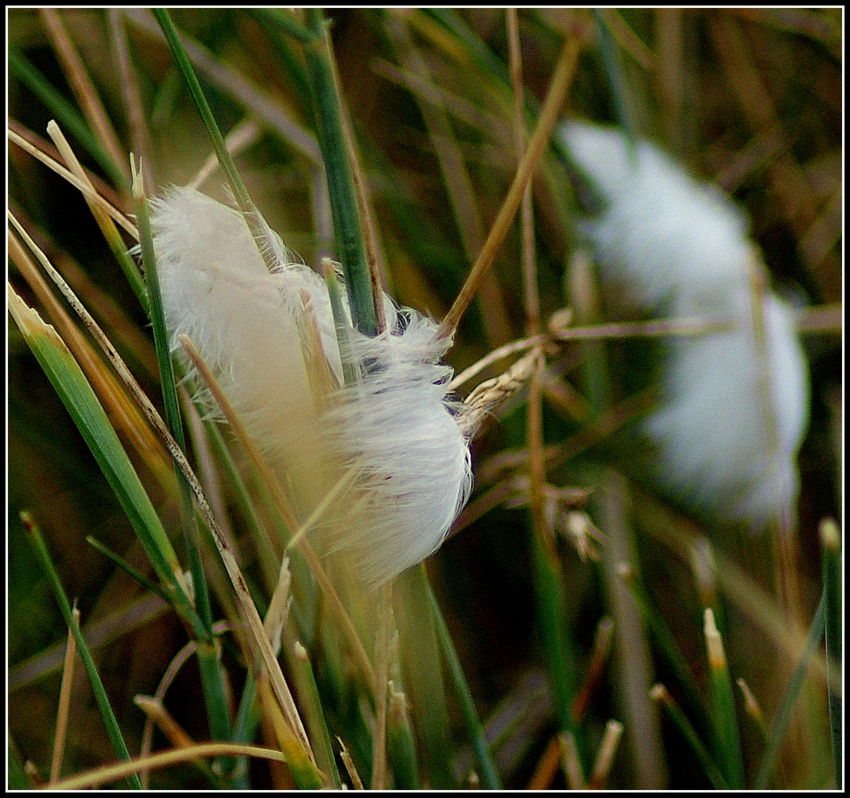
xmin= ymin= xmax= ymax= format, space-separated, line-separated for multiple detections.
xmin=621 ymin=565 xmax=711 ymax=739
xmin=591 ymin=10 xmax=636 ymax=157
xmin=289 ymin=641 xmax=342 ymax=788
xmin=252 ymin=8 xmax=314 ymax=44
xmin=230 ymin=670 xmax=261 ymax=789
xmin=304 ymin=8 xmax=378 ymax=338
xmin=86 ymin=535 xmax=170 ymax=601
xmin=21 ymin=512 xmax=142 ymax=790
xmin=152 ymin=9 xmax=252 ymax=213
xmin=124 ymin=9 xmax=320 ymax=162
xmin=250 ymin=10 xmax=314 ymax=114
xmin=651 ymin=683 xmax=728 ymax=789
xmin=151 ymin=7 xmax=278 ymax=276
xmin=7 ymin=740 xmax=34 ymax=790
xmin=133 ymin=165 xmax=235 ymax=757
xmin=420 ymin=9 xmax=511 ymax=82
xmin=532 ymin=534 xmax=577 ymax=736
xmin=703 ymin=609 xmax=745 ymax=789
xmin=132 ymin=164 xmax=213 ymax=629
xmin=427 ymin=582 xmax=503 ymax=789
xmin=386 ymin=684 xmax=420 ymax=789
xmin=8 ymin=285 xmax=236 ymax=754
xmin=754 ymin=595 xmax=826 ymax=789
xmin=395 ymin=566 xmax=455 ymax=788
xmin=42 ymin=120 xmax=147 ymax=313
xmin=9 ymin=48 xmax=126 ymax=189
xmin=8 ymin=286 xmax=187 ymax=604
xmin=323 ymin=263 xmax=359 ymax=386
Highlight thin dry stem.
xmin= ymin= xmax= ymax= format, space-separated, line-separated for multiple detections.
xmin=8 ymin=223 xmax=172 ymax=487
xmin=8 ymin=126 xmax=137 ymax=237
xmin=527 ymin=355 xmax=556 ymax=560
xmin=263 ymin=555 xmax=292 ymax=655
xmin=109 ymin=9 xmax=155 ymax=190
xmin=47 ymin=119 xmax=131 ymax=268
xmin=138 ymin=620 xmax=230 ymax=788
xmin=449 ymin=333 xmax=548 ymax=392
xmin=370 ymin=582 xmax=394 ymax=790
xmin=40 ymin=9 xmax=128 ymax=183
xmin=388 ymin=12 xmax=512 ymax=346
xmin=48 ymin=743 xmax=289 ymax=791
xmin=188 ymin=118 xmax=263 ymax=191
xmin=588 ymin=719 xmax=624 ymax=788
xmin=122 ymin=9 xmax=321 ymax=163
xmin=638 ymin=497 xmax=831 ymax=689
xmin=337 ymin=737 xmax=365 ymax=790
xmin=558 ymin=731 xmax=586 ymax=790
xmin=709 ymin=14 xmax=818 ymax=239
xmin=526 ymin=735 xmax=561 ymax=789
xmin=600 ymin=471 xmax=666 ymax=788
xmin=179 ymin=334 xmax=377 ymax=689
xmin=737 ymin=678 xmax=765 ymax=725
xmin=572 ymin=617 xmax=614 ymax=722
xmin=509 ymin=9 xmax=553 ymax=570
xmin=655 ymin=9 xmax=685 ymax=155
xmin=134 ymin=696 xmax=198 ymax=749
xmin=599 ymin=8 xmax=657 ymax=70
xmin=703 ymin=608 xmax=727 ymax=670
xmin=507 ymin=9 xmax=540 ymax=337
xmin=49 ymin=606 xmax=79 ymax=785
xmin=437 ymin=35 xmax=581 ymax=341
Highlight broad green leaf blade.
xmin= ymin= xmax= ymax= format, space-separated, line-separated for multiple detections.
xmin=8 ymin=285 xmax=190 ymax=612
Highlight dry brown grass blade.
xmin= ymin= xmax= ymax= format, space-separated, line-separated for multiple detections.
xmin=9 ymin=253 xmax=313 ymax=761
xmin=134 ymin=696 xmax=198 ymax=750
xmin=8 ymin=220 xmax=174 ymax=487
xmin=708 ymin=14 xmax=819 ymax=238
xmin=437 ymin=34 xmax=581 ymax=341
xmin=178 ymin=335 xmax=377 ymax=690
xmin=108 ymin=9 xmax=155 ymax=190
xmin=507 ymin=8 xmax=540 ymax=337
xmin=599 ymin=8 xmax=656 ymax=71
xmin=370 ymin=582 xmax=394 ymax=790
xmin=47 ymin=742 xmax=289 ymax=791
xmin=41 ymin=9 xmax=128 ymax=185
xmin=8 ymin=124 xmax=137 ymax=238
xmin=655 ymin=9 xmax=684 ymax=155
xmin=48 ymin=606 xmax=79 ymax=785
xmin=387 ymin=12 xmax=512 ymax=347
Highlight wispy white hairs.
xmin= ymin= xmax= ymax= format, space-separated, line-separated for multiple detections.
xmin=150 ymin=187 xmax=472 ymax=586
xmin=560 ymin=121 xmax=809 ymax=528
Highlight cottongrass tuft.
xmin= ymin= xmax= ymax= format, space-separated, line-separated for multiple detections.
xmin=150 ymin=186 xmax=472 ymax=586
xmin=560 ymin=121 xmax=809 ymax=528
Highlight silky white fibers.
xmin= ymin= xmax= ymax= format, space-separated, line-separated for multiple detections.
xmin=150 ymin=187 xmax=471 ymax=586
xmin=643 ymin=288 xmax=808 ymax=526
xmin=562 ymin=121 xmax=753 ymax=314
xmin=560 ymin=121 xmax=809 ymax=528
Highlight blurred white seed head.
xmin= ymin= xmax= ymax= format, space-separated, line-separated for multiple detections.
xmin=560 ymin=121 xmax=809 ymax=528
xmin=150 ymin=186 xmax=471 ymax=586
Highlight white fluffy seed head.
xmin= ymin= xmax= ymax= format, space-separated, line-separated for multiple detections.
xmin=643 ymin=288 xmax=809 ymax=527
xmin=150 ymin=186 xmax=471 ymax=586
xmin=560 ymin=121 xmax=809 ymax=528
xmin=562 ymin=121 xmax=753 ymax=313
